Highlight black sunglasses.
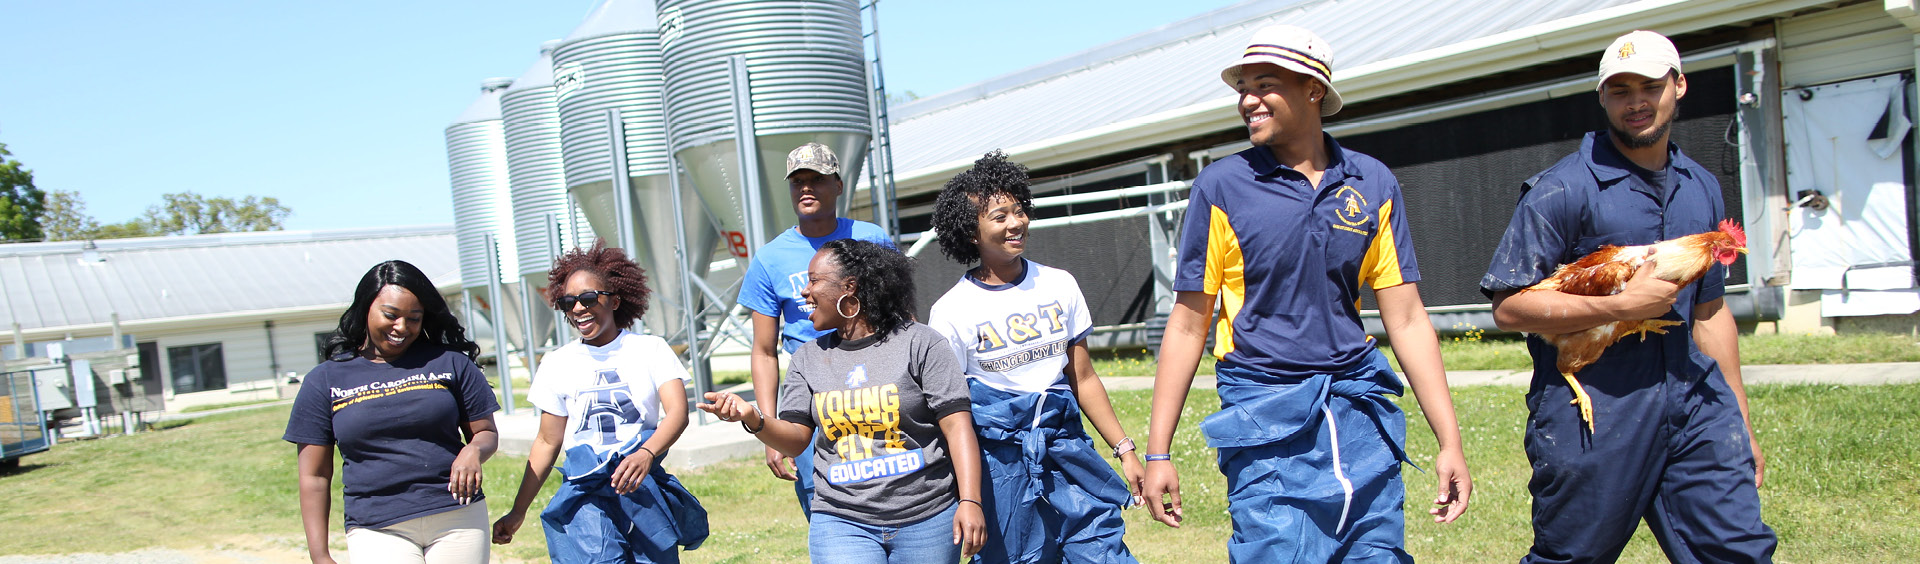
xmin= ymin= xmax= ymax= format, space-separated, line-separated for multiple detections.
xmin=558 ymin=290 xmax=610 ymax=310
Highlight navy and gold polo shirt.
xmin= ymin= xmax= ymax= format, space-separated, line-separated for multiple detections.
xmin=1174 ymin=135 xmax=1420 ymax=378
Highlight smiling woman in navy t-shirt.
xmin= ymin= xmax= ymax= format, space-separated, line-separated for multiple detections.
xmin=284 ymin=260 xmax=500 ymax=564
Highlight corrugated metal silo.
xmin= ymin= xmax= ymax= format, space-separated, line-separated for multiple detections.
xmin=446 ymin=78 xmax=522 ymax=287
xmin=502 ymin=40 xmax=574 ymax=353
xmin=505 ymin=40 xmax=586 ymax=280
xmin=658 ymin=0 xmax=872 ymax=254
xmin=447 ymin=78 xmax=529 ymax=354
xmin=554 ymin=0 xmax=715 ymax=339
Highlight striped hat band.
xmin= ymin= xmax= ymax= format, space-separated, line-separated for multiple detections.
xmin=1243 ymin=44 xmax=1331 ymax=81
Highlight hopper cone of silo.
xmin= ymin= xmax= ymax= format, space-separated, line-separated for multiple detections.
xmin=555 ymin=0 xmax=717 ymax=342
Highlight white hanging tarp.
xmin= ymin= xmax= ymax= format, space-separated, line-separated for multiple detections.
xmin=1781 ymin=73 xmax=1917 ymax=316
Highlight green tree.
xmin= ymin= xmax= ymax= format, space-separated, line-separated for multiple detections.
xmin=93 ymin=220 xmax=156 ymax=239
xmin=0 ymin=143 xmax=46 ymax=241
xmin=141 ymin=192 xmax=291 ymax=235
xmin=39 ymin=189 xmax=100 ymax=241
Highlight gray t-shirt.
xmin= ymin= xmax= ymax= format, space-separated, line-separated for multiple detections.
xmin=778 ymin=323 xmax=973 ymax=526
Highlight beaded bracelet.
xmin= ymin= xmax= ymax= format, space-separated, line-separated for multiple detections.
xmin=1143 ymin=454 xmax=1172 ymax=462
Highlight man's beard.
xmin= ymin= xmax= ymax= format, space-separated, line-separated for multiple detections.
xmin=1609 ymin=107 xmax=1677 ymax=149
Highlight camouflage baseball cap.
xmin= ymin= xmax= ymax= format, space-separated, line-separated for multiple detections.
xmin=785 ymin=142 xmax=840 ymax=178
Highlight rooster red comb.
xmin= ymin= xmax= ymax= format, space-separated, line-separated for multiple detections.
xmin=1718 ymin=219 xmax=1746 ymax=247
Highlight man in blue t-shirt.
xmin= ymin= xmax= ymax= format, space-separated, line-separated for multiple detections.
xmin=737 ymin=142 xmax=894 ymax=516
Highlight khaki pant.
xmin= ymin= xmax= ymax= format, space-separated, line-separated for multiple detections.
xmin=344 ymin=501 xmax=490 ymax=564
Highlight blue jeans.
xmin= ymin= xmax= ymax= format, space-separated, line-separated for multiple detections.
xmin=807 ymin=502 xmax=960 ymax=564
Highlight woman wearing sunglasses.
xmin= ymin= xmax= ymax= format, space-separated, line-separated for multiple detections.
xmin=284 ymin=260 xmax=500 ymax=564
xmin=699 ymin=239 xmax=987 ymax=563
xmin=490 ymin=241 xmax=708 ymax=563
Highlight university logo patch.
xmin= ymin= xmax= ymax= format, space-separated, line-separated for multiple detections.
xmin=1333 ymin=185 xmax=1372 ymax=227
xmin=1618 ymin=42 xmax=1636 ymax=60
xmin=845 ymin=365 xmax=868 ymax=387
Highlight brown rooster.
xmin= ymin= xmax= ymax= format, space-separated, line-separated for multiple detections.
xmin=1520 ymin=219 xmax=1747 ymax=432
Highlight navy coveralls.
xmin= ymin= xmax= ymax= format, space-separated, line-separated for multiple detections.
xmin=1481 ymin=131 xmax=1776 ymax=564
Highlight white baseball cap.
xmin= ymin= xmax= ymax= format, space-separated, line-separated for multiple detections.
xmin=1220 ymin=25 xmax=1342 ymax=116
xmin=1596 ymin=30 xmax=1682 ymax=90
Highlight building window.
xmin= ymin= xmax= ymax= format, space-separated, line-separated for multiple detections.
xmin=168 ymin=343 xmax=226 ymax=394
xmin=314 ymin=332 xmax=335 ymax=363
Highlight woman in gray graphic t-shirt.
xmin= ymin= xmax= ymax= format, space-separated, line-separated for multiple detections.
xmin=701 ymin=239 xmax=987 ymax=563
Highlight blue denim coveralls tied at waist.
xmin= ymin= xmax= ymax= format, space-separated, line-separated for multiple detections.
xmin=968 ymin=378 xmax=1137 ymax=564
xmin=1201 ymin=349 xmax=1411 ymax=537
xmin=542 ymin=429 xmax=710 ymax=564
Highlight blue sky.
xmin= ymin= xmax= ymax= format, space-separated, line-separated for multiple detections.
xmin=0 ymin=0 xmax=1243 ymax=231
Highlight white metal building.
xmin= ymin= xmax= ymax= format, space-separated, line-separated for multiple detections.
xmin=0 ymin=226 xmax=461 ymax=411
xmin=862 ymin=0 xmax=1920 ymax=337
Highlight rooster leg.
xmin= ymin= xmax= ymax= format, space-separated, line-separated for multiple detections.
xmin=1562 ymin=371 xmax=1595 ymax=433
xmin=1622 ymin=319 xmax=1684 ymax=341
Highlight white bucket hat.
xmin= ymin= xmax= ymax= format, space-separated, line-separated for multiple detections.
xmin=1220 ymin=25 xmax=1342 ymax=116
xmin=1596 ymin=30 xmax=1682 ymax=90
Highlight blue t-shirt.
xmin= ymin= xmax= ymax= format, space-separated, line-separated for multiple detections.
xmin=737 ymin=218 xmax=896 ymax=353
xmin=1174 ymin=135 xmax=1420 ymax=378
xmin=283 ymin=344 xmax=500 ymax=529
xmin=1480 ymin=131 xmax=1728 ymax=384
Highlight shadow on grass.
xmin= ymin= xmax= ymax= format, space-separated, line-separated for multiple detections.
xmin=0 ymin=460 xmax=54 ymax=478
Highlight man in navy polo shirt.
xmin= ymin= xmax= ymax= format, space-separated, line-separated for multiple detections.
xmin=1141 ymin=25 xmax=1472 ymax=562
xmin=1482 ymin=30 xmax=1776 ymax=563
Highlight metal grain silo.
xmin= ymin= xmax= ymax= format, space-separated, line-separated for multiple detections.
xmin=448 ymin=78 xmax=519 ymax=290
xmin=447 ymin=78 xmax=531 ymax=358
xmin=658 ymin=0 xmax=871 ymax=254
xmin=502 ymin=40 xmax=572 ymax=351
xmin=554 ymin=0 xmax=715 ymax=339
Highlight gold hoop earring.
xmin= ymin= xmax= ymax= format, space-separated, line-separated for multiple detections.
xmin=835 ymin=294 xmax=861 ymax=319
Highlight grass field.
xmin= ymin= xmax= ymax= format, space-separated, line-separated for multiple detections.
xmin=1087 ymin=332 xmax=1920 ymax=375
xmin=1 ymin=383 xmax=1914 ymax=562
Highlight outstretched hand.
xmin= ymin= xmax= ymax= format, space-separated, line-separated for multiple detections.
xmin=697 ymin=391 xmax=758 ymax=424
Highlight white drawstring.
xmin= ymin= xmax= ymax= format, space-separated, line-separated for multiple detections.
xmin=1032 ymin=384 xmax=1070 ymax=430
xmin=1322 ymin=405 xmax=1355 ymax=535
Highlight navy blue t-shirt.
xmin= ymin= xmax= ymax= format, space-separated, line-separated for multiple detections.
xmin=283 ymin=344 xmax=499 ymax=529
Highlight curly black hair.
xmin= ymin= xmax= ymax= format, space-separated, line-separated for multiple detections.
xmin=819 ymin=239 xmax=915 ymax=341
xmin=323 ymin=260 xmax=481 ymax=362
xmin=931 ymin=150 xmax=1034 ymax=264
xmin=546 ymin=239 xmax=651 ymax=331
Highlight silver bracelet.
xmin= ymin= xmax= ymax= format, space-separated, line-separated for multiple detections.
xmin=1112 ymin=437 xmax=1136 ymax=459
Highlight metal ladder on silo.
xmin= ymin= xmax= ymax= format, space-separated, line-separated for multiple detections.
xmin=860 ymin=0 xmax=901 ymax=239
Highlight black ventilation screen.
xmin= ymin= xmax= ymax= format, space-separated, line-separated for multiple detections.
xmin=1339 ymin=65 xmax=1744 ymax=309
